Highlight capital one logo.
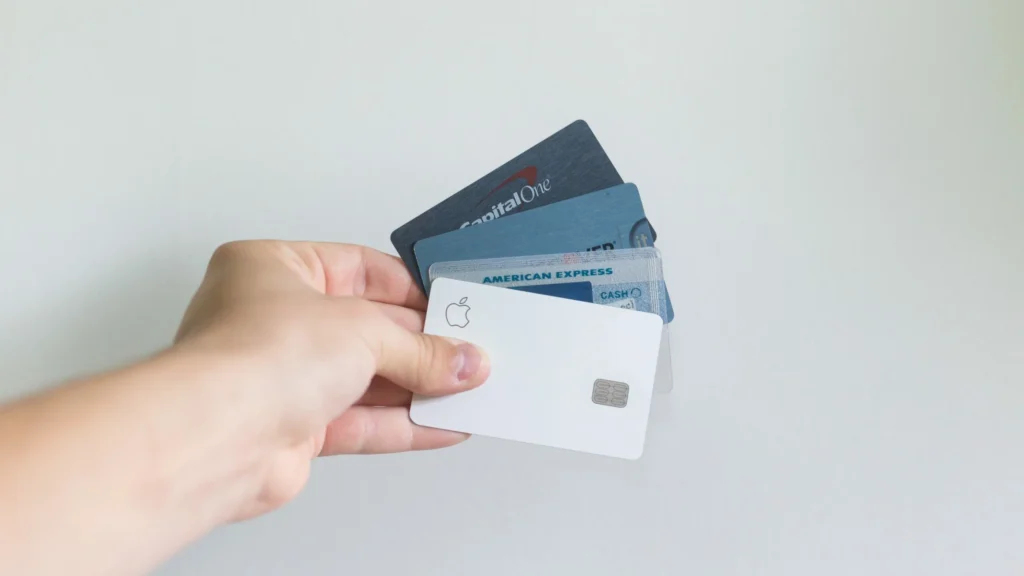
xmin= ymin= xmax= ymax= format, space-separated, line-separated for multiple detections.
xmin=459 ymin=166 xmax=552 ymax=228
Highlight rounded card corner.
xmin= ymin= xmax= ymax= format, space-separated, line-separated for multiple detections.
xmin=407 ymin=407 xmax=426 ymax=427
xmin=641 ymin=310 xmax=666 ymax=329
xmin=623 ymin=444 xmax=646 ymax=461
xmin=570 ymin=118 xmax=590 ymax=130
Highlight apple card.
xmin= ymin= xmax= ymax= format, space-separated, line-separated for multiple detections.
xmin=410 ymin=278 xmax=663 ymax=460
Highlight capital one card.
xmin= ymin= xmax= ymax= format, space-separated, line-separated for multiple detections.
xmin=390 ymin=120 xmax=626 ymax=293
xmin=412 ymin=183 xmax=673 ymax=322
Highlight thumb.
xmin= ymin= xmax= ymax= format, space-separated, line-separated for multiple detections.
xmin=371 ymin=321 xmax=490 ymax=396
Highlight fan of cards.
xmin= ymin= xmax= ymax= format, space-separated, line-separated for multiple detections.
xmin=391 ymin=120 xmax=675 ymax=393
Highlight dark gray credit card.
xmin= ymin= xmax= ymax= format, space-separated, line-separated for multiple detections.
xmin=390 ymin=120 xmax=625 ymax=294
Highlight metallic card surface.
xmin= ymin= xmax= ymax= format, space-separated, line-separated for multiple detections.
xmin=411 ymin=278 xmax=662 ymax=460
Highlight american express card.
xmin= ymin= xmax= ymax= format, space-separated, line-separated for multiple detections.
xmin=427 ymin=248 xmax=670 ymax=323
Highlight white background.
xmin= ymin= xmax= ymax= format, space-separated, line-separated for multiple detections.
xmin=2 ymin=1 xmax=1022 ymax=574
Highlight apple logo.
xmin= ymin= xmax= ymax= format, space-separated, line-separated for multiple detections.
xmin=445 ymin=297 xmax=471 ymax=328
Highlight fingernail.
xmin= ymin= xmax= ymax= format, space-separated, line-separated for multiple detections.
xmin=453 ymin=343 xmax=482 ymax=384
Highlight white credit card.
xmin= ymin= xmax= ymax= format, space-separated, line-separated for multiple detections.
xmin=410 ymin=278 xmax=663 ymax=460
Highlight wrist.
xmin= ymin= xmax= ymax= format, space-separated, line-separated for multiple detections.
xmin=149 ymin=344 xmax=275 ymax=525
xmin=0 ymin=346 xmax=274 ymax=575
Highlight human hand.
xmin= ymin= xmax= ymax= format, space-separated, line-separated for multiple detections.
xmin=173 ymin=241 xmax=490 ymax=521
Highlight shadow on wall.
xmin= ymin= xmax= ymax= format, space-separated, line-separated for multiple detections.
xmin=0 ymin=249 xmax=204 ymax=401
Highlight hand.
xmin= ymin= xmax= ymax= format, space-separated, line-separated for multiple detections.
xmin=173 ymin=240 xmax=490 ymax=521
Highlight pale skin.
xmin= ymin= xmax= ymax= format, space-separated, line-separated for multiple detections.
xmin=0 ymin=241 xmax=491 ymax=576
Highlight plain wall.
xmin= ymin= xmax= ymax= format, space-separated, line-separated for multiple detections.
xmin=1 ymin=1 xmax=1021 ymax=574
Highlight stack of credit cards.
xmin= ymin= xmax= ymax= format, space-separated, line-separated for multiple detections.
xmin=391 ymin=120 xmax=676 ymax=392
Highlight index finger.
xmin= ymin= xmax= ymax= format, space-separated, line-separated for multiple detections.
xmin=304 ymin=242 xmax=427 ymax=310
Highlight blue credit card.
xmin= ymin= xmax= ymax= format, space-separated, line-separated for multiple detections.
xmin=413 ymin=183 xmax=674 ymax=321
xmin=390 ymin=120 xmax=630 ymax=294
xmin=510 ymin=281 xmax=594 ymax=302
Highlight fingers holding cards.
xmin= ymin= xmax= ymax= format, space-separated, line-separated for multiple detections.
xmin=321 ymin=406 xmax=469 ymax=456
xmin=356 ymin=377 xmax=413 ymax=407
xmin=308 ymin=242 xmax=427 ymax=308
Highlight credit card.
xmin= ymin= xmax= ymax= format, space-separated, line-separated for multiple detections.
xmin=390 ymin=120 xmax=625 ymax=294
xmin=413 ymin=183 xmax=673 ymax=322
xmin=428 ymin=247 xmax=670 ymax=323
xmin=411 ymin=278 xmax=663 ymax=459
xmin=510 ymin=281 xmax=594 ymax=302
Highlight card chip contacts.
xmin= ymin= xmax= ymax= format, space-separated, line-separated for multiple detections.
xmin=592 ymin=379 xmax=630 ymax=408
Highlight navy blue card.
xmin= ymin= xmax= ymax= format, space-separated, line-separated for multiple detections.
xmin=390 ymin=120 xmax=624 ymax=293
